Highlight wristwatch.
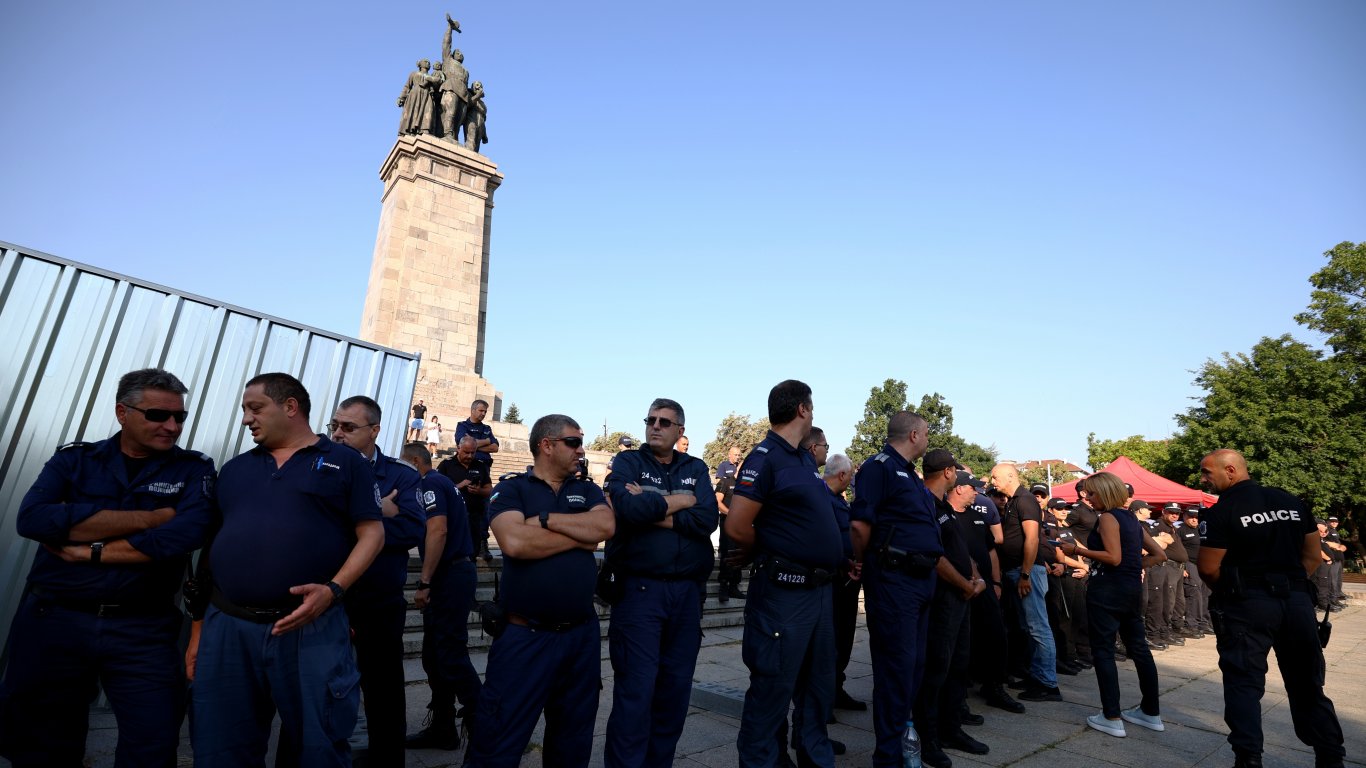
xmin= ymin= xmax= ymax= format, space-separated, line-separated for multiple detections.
xmin=415 ymin=580 xmax=431 ymax=591
xmin=90 ymin=541 xmax=104 ymax=564
xmin=539 ymin=509 xmax=550 ymax=529
xmin=325 ymin=580 xmax=346 ymax=603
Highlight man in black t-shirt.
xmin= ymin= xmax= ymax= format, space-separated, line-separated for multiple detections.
xmin=410 ymin=400 xmax=428 ymax=441
xmin=438 ymin=436 xmax=494 ymax=559
xmin=988 ymin=464 xmax=1059 ymax=701
xmin=1197 ymin=449 xmax=1344 ymax=768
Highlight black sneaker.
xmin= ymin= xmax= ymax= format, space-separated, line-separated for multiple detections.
xmin=1019 ymin=685 xmax=1062 ymax=702
xmin=833 ymin=688 xmax=868 ymax=711
xmin=958 ymin=703 xmax=984 ymax=726
xmin=941 ymin=728 xmax=989 ymax=755
xmin=1006 ymin=676 xmax=1032 ymax=690
xmin=922 ymin=740 xmax=953 ymax=768
xmin=982 ymin=685 xmax=1026 ymax=713
xmin=1056 ymin=661 xmax=1081 ymax=676
xmin=1167 ymin=635 xmax=1185 ymax=646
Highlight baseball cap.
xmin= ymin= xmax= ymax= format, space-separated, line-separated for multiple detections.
xmin=954 ymin=471 xmax=984 ymax=489
xmin=1124 ymin=483 xmax=1134 ymax=495
xmin=1163 ymin=502 xmax=1183 ymax=515
xmin=923 ymin=449 xmax=957 ymax=473
xmin=1128 ymin=500 xmax=1151 ymax=513
xmin=1183 ymin=507 xmax=1200 ymax=519
xmin=1030 ymin=484 xmax=1049 ymax=496
xmin=618 ymin=436 xmax=634 ymax=447
xmin=1328 ymin=516 xmax=1339 ymax=522
xmin=1047 ymin=498 xmax=1070 ymax=510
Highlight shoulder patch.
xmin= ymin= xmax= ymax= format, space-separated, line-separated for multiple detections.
xmin=423 ymin=490 xmax=437 ymax=506
xmin=873 ymin=453 xmax=889 ymax=463
xmin=57 ymin=441 xmax=93 ymax=452
xmin=390 ymin=456 xmax=419 ymax=472
xmin=186 ymin=450 xmax=213 ymax=463
xmin=755 ymin=445 xmax=769 ymax=454
xmin=498 ymin=471 xmax=523 ymax=481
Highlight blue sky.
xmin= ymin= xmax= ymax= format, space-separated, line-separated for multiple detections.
xmin=2 ymin=1 xmax=1363 ymax=469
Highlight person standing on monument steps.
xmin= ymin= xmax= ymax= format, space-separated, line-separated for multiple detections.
xmin=410 ymin=399 xmax=428 ymax=441
xmin=456 ymin=398 xmax=500 ymax=464
xmin=328 ymin=395 xmax=428 ymax=767
xmin=603 ymin=398 xmax=718 ymax=768
xmin=402 ymin=442 xmax=481 ymax=753
xmin=0 ymin=368 xmax=215 ymax=768
xmin=1196 ymin=449 xmax=1346 ymax=768
xmin=466 ymin=414 xmax=615 ymax=768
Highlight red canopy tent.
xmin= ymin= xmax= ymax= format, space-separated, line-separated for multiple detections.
xmin=1050 ymin=455 xmax=1218 ymax=507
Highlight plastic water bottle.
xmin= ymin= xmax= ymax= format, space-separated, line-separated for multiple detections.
xmin=902 ymin=719 xmax=922 ymax=768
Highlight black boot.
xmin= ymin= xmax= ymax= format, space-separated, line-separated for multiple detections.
xmin=1232 ymin=753 xmax=1263 ymax=768
xmin=406 ymin=705 xmax=460 ymax=750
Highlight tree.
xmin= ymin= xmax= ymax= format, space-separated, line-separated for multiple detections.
xmin=589 ymin=430 xmax=638 ymax=453
xmin=1165 ymin=334 xmax=1366 ymax=517
xmin=1085 ymin=433 xmax=1172 ymax=474
xmin=504 ymin=403 xmax=522 ymax=424
xmin=1295 ymin=241 xmax=1366 ymax=368
xmin=918 ymin=393 xmax=954 ymax=436
xmin=703 ymin=413 xmax=771 ymax=470
xmin=847 ymin=379 xmax=909 ymax=466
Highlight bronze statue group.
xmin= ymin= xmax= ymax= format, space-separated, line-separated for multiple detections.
xmin=397 ymin=13 xmax=488 ymax=153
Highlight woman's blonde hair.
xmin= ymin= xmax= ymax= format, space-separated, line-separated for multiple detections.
xmin=1081 ymin=472 xmax=1127 ymax=512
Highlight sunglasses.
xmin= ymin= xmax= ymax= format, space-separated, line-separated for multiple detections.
xmin=547 ymin=436 xmax=584 ymax=448
xmin=644 ymin=416 xmax=679 ymax=429
xmin=327 ymin=421 xmax=376 ymax=433
xmin=125 ymin=404 xmax=189 ymax=424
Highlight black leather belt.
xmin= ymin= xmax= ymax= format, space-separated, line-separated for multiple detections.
xmin=30 ymin=586 xmax=169 ymax=617
xmin=211 ymin=588 xmax=297 ymax=624
xmin=759 ymin=556 xmax=833 ymax=588
xmin=506 ymin=612 xmax=591 ymax=632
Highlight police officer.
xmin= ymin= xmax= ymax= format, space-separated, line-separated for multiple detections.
xmin=850 ymin=411 xmax=944 ymax=768
xmin=465 ymin=414 xmax=615 ymax=768
xmin=1179 ymin=506 xmax=1210 ymax=638
xmin=439 ymin=435 xmax=495 ymax=560
xmin=725 ymin=380 xmax=842 ymax=768
xmin=1196 ymin=449 xmax=1345 ymax=768
xmin=190 ymin=373 xmax=384 ymax=767
xmin=825 ymin=454 xmax=866 ymax=712
xmin=1158 ymin=503 xmax=1191 ymax=643
xmin=603 ymin=398 xmax=718 ymax=768
xmin=455 ymin=398 xmax=500 ymax=463
xmin=1324 ymin=516 xmax=1347 ymax=609
xmin=402 ymin=442 xmax=481 ymax=751
xmin=329 ymin=395 xmax=427 ymax=766
xmin=0 ymin=368 xmax=214 ymax=768
xmin=1132 ymin=500 xmax=1175 ymax=650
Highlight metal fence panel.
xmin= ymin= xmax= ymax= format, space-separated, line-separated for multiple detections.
xmin=0 ymin=241 xmax=420 ymax=658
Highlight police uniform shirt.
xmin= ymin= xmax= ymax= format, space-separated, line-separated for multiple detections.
xmin=957 ymin=500 xmax=996 ymax=583
xmin=370 ymin=448 xmax=427 ymax=553
xmin=418 ymin=470 xmax=474 ymax=562
xmin=438 ymin=455 xmax=493 ymax=524
xmin=1066 ymin=503 xmax=1099 ymax=544
xmin=1325 ymin=528 xmax=1345 ymax=562
xmin=849 ymin=445 xmax=943 ymax=559
xmin=1154 ymin=518 xmax=1189 ymax=563
xmin=455 ymin=419 xmax=499 ymax=463
xmin=1178 ymin=521 xmax=1201 ymax=562
xmin=716 ymin=460 xmax=737 ymax=481
xmin=998 ymin=487 xmax=1044 ymax=572
xmin=934 ymin=498 xmax=973 ymax=582
xmin=604 ymin=447 xmax=719 ymax=581
xmin=488 ymin=473 xmax=608 ymax=624
xmin=715 ymin=475 xmax=736 ymax=509
xmin=17 ymin=434 xmax=216 ymax=601
xmin=1200 ymin=479 xmax=1315 ymax=575
xmin=830 ymin=487 xmax=854 ymax=563
xmin=212 ymin=437 xmax=382 ymax=607
xmin=733 ymin=430 xmax=843 ymax=570
xmin=1054 ymin=527 xmax=1082 ymax=573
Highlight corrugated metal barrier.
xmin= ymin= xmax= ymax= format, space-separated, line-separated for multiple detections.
xmin=0 ymin=241 xmax=420 ymax=659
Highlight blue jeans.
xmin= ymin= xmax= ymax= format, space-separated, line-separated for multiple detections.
xmin=1006 ymin=565 xmax=1057 ymax=688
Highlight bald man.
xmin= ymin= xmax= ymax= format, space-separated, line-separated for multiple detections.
xmin=987 ymin=463 xmax=1060 ymax=702
xmin=1196 ymin=449 xmax=1344 ymax=768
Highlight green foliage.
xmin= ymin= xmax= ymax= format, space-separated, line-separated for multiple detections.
xmin=929 ymin=433 xmax=998 ymax=476
xmin=1085 ymin=433 xmax=1173 ymax=474
xmin=588 ymin=430 xmax=638 ymax=453
xmin=1295 ymin=241 xmax=1366 ymax=367
xmin=847 ymin=379 xmax=909 ymax=466
xmin=918 ymin=393 xmax=954 ymax=436
xmin=1019 ymin=462 xmax=1074 ymax=490
xmin=503 ymin=403 xmax=523 ymax=424
xmin=1166 ymin=334 xmax=1366 ymax=516
xmin=703 ymin=413 xmax=771 ymax=470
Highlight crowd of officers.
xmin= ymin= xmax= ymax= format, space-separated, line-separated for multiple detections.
xmin=0 ymin=371 xmax=1351 ymax=768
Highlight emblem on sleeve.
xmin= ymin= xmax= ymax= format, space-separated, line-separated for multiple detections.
xmin=424 ymin=490 xmax=437 ymax=506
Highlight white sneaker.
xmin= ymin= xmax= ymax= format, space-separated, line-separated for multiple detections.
xmin=1121 ymin=707 xmax=1165 ymax=732
xmin=1087 ymin=713 xmax=1126 ymax=738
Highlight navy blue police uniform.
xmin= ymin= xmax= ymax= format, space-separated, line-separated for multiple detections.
xmin=416 ymin=470 xmax=482 ymax=727
xmin=455 ymin=418 xmax=499 ymax=464
xmin=830 ymin=485 xmax=863 ymax=697
xmin=1202 ymin=480 xmax=1345 ymax=767
xmin=341 ymin=448 xmax=426 ymax=764
xmin=734 ymin=431 xmax=843 ymax=768
xmin=603 ymin=446 xmax=719 ymax=768
xmin=439 ymin=452 xmax=494 ymax=557
xmin=466 ymin=472 xmax=608 ymax=768
xmin=0 ymin=436 xmax=214 ymax=768
xmin=190 ymin=436 xmax=381 ymax=768
xmin=1178 ymin=512 xmax=1211 ymax=634
xmin=850 ymin=445 xmax=943 ymax=768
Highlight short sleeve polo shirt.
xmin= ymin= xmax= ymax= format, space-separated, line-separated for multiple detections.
xmin=733 ymin=431 xmax=843 ymax=570
xmin=849 ymin=445 xmax=943 ymax=557
xmin=420 ymin=470 xmax=474 ymax=562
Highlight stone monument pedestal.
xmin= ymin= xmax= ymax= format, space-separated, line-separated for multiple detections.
xmin=360 ymin=135 xmax=504 ymax=423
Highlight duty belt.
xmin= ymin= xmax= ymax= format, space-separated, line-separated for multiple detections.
xmin=211 ymin=587 xmax=298 ymax=624
xmin=30 ymin=586 xmax=170 ymax=618
xmin=506 ymin=612 xmax=592 ymax=632
xmin=758 ymin=556 xmax=832 ymax=589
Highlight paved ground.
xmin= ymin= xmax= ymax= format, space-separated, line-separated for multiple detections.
xmin=10 ymin=587 xmax=1364 ymax=767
